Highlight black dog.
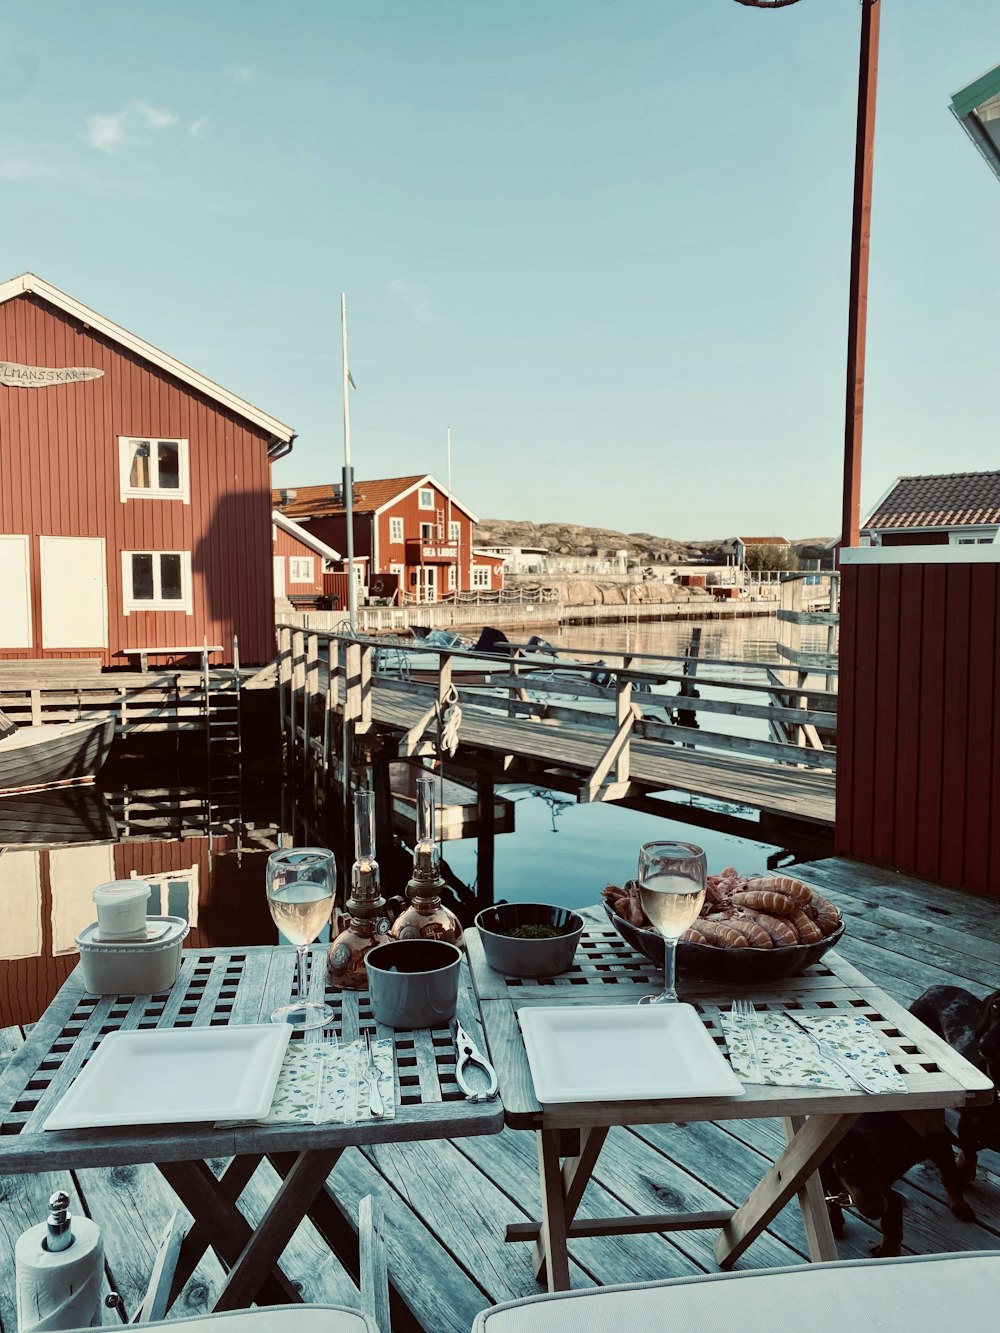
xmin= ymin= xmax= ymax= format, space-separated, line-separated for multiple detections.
xmin=823 ymin=1108 xmax=974 ymax=1257
xmin=910 ymin=984 xmax=1000 ymax=1183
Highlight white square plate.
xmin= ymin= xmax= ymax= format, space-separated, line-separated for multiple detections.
xmin=44 ymin=1024 xmax=293 ymax=1131
xmin=519 ymin=1003 xmax=744 ymax=1104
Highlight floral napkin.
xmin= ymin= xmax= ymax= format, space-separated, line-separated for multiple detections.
xmin=720 ymin=1010 xmax=906 ymax=1092
xmin=223 ymin=1037 xmax=396 ymax=1125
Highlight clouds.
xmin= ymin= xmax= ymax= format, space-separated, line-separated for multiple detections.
xmin=387 ymin=279 xmax=440 ymax=328
xmin=84 ymin=101 xmax=178 ymax=152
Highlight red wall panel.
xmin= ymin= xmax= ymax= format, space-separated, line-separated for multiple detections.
xmin=1 ymin=294 xmax=276 ymax=664
xmin=836 ymin=559 xmax=1000 ymax=898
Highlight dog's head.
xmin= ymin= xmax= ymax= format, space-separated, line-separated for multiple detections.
xmin=830 ymin=1139 xmax=891 ymax=1220
xmin=974 ymin=990 xmax=1000 ymax=1075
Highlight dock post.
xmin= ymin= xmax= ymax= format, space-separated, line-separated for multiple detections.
xmin=477 ymin=772 xmax=496 ymax=906
xmin=373 ymin=738 xmax=397 ymax=866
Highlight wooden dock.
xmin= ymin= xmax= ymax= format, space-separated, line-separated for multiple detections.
xmin=1 ymin=858 xmax=998 ymax=1332
xmin=277 ymin=629 xmax=837 ymax=851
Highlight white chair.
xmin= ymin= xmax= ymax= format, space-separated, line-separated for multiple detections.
xmin=471 ymin=1251 xmax=1000 ymax=1332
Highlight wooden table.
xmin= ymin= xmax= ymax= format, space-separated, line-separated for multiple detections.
xmin=466 ymin=917 xmax=994 ymax=1292
xmin=0 ymin=945 xmax=503 ymax=1313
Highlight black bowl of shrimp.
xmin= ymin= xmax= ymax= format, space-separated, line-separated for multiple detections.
xmin=602 ymin=874 xmax=845 ymax=984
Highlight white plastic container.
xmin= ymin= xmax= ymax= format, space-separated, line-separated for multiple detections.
xmin=75 ymin=916 xmax=188 ymax=995
xmin=92 ymin=879 xmax=151 ymax=941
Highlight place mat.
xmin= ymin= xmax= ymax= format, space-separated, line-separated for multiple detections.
xmin=720 ymin=1011 xmax=907 ymax=1092
xmin=222 ymin=1037 xmax=396 ymax=1125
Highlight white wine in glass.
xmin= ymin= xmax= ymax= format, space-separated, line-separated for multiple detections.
xmin=637 ymin=841 xmax=707 ymax=1005
xmin=266 ymin=847 xmax=336 ymax=1029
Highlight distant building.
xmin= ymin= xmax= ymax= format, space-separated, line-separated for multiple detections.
xmin=271 ymin=509 xmax=355 ymax=610
xmin=475 ymin=545 xmax=549 ymax=575
xmin=727 ymin=536 xmax=792 ymax=567
xmin=862 ymin=472 xmax=1000 ymax=546
xmin=272 ymin=474 xmax=502 ymax=604
xmin=0 ymin=272 xmax=295 ymax=667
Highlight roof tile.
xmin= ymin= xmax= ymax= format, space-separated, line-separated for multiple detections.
xmin=866 ymin=471 xmax=1000 ymax=530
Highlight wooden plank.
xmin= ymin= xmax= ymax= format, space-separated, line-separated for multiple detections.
xmin=964 ymin=565 xmax=997 ymax=895
xmin=892 ymin=564 xmax=924 ymax=872
xmin=915 ymin=564 xmax=947 ymax=881
xmin=871 ymin=562 xmax=901 ymax=868
xmin=940 ymin=563 xmax=972 ymax=884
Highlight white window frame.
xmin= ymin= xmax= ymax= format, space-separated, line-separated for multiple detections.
xmin=289 ymin=556 xmax=316 ymax=583
xmin=131 ymin=866 xmax=200 ymax=927
xmin=472 ymin=564 xmax=491 ymax=588
xmin=418 ymin=488 xmax=435 ymax=509
xmin=119 ymin=437 xmax=190 ymax=503
xmin=389 ymin=562 xmax=405 ymax=581
xmin=121 ymin=550 xmax=193 ymax=614
xmin=447 ymin=564 xmax=456 ymax=591
xmin=389 ymin=517 xmax=404 ymax=542
xmin=449 ymin=521 xmax=461 ymax=542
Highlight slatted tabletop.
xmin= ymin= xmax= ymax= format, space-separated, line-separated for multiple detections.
xmin=0 ymin=946 xmax=503 ymax=1174
xmin=466 ymin=919 xmax=994 ymax=1132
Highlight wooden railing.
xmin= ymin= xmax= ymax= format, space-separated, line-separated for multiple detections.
xmin=276 ymin=627 xmax=838 ymax=806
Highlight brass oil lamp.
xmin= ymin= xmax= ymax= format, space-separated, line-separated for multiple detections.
xmin=389 ymin=773 xmax=463 ymax=947
xmin=327 ymin=789 xmax=390 ymax=989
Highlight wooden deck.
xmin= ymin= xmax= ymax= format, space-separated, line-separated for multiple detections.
xmin=2 ymin=858 xmax=998 ymax=1332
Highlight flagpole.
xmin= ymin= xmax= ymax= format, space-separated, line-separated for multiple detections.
xmin=341 ymin=292 xmax=357 ymax=632
xmin=448 ymin=426 xmax=456 ymax=599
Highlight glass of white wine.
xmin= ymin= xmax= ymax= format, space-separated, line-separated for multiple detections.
xmin=266 ymin=847 xmax=336 ymax=1028
xmin=637 ymin=841 xmax=707 ymax=1005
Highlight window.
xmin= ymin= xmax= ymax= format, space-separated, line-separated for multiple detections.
xmin=132 ymin=867 xmax=199 ymax=927
xmin=119 ymin=437 xmax=189 ymax=502
xmin=420 ymin=522 xmax=435 ymax=539
xmin=122 ymin=550 xmax=192 ymax=613
xmin=449 ymin=521 xmax=461 ymax=542
xmin=418 ymin=488 xmax=435 ymax=509
xmin=289 ymin=556 xmax=315 ymax=583
xmin=447 ymin=565 xmax=456 ymax=591
xmin=389 ymin=517 xmax=404 ymax=542
xmin=472 ymin=565 xmax=491 ymax=588
xmin=389 ymin=562 xmax=405 ymax=581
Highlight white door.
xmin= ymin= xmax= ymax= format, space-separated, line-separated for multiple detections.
xmin=40 ymin=537 xmax=108 ymax=648
xmin=273 ymin=555 xmax=286 ymax=598
xmin=0 ymin=535 xmax=33 ymax=648
xmin=424 ymin=567 xmax=437 ymax=603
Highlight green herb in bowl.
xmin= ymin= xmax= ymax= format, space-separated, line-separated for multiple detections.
xmin=502 ymin=924 xmax=564 ymax=940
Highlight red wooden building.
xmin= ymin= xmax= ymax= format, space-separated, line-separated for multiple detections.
xmin=0 ymin=273 xmax=295 ymax=667
xmin=836 ymin=545 xmax=1000 ymax=900
xmin=861 ymin=471 xmax=1000 ymax=547
xmin=272 ymin=474 xmax=503 ymax=604
xmin=271 ymin=508 xmax=355 ymax=610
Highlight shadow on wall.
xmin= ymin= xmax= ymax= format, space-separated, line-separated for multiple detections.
xmin=192 ymin=489 xmax=274 ymax=665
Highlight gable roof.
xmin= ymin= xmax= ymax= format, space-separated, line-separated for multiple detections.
xmin=272 ymin=509 xmax=342 ymax=563
xmin=0 ymin=272 xmax=296 ymax=448
xmin=864 ymin=471 xmax=1000 ymax=530
xmin=273 ymin=474 xmax=479 ymax=523
xmin=734 ymin=536 xmax=791 ymax=546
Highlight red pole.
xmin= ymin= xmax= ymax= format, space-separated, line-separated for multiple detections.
xmin=840 ymin=0 xmax=881 ymax=554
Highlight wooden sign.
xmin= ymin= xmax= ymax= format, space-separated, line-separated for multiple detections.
xmin=0 ymin=360 xmax=103 ymax=387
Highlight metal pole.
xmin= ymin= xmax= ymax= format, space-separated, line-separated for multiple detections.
xmin=840 ymin=0 xmax=881 ymax=554
xmin=446 ymin=427 xmax=455 ymax=595
xmin=341 ymin=293 xmax=357 ymax=630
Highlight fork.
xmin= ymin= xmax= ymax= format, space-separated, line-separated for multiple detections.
xmin=732 ymin=999 xmax=763 ymax=1082
xmin=782 ymin=1009 xmax=879 ymax=1094
xmin=359 ymin=1031 xmax=384 ymax=1119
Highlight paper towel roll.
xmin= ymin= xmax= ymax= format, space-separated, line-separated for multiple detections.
xmin=15 ymin=1215 xmax=103 ymax=1331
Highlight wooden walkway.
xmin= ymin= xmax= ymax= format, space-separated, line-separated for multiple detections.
xmin=1 ymin=858 xmax=998 ymax=1332
xmin=367 ymin=683 xmax=835 ymax=827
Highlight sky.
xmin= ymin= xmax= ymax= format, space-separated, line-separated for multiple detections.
xmin=2 ymin=1 xmax=999 ymax=541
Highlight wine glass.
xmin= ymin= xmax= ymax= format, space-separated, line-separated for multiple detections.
xmin=266 ymin=847 xmax=336 ymax=1028
xmin=637 ymin=841 xmax=707 ymax=1005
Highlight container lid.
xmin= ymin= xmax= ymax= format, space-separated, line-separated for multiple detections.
xmin=92 ymin=879 xmax=151 ymax=905
xmin=76 ymin=915 xmax=189 ymax=954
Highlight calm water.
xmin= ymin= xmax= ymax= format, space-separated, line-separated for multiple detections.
xmin=0 ymin=615 xmax=820 ymax=1028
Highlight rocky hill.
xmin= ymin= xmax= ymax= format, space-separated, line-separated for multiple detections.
xmin=475 ymin=520 xmax=830 ymax=563
xmin=475 ymin=519 xmax=702 ymax=563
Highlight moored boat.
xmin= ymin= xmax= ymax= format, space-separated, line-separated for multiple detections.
xmin=0 ymin=714 xmax=117 ymax=797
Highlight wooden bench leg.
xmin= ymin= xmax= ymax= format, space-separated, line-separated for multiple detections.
xmin=714 ymin=1113 xmax=858 ymax=1270
xmin=167 ymin=1155 xmax=264 ymax=1303
xmin=785 ymin=1115 xmax=841 ymax=1262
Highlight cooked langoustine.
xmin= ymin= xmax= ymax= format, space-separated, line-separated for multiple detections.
xmin=603 ymin=870 xmax=843 ymax=950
